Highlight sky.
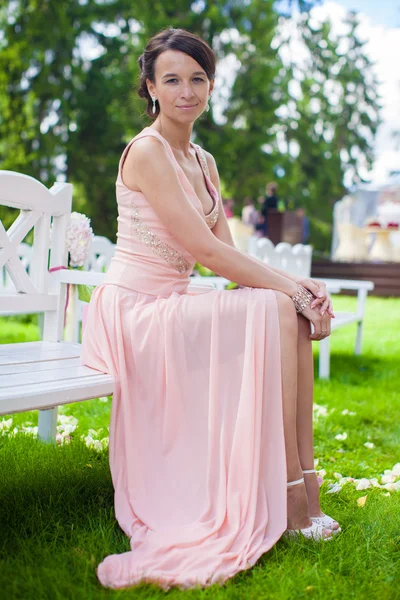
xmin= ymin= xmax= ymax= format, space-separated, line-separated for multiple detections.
xmin=312 ymin=1 xmax=400 ymax=183
xmin=331 ymin=0 xmax=400 ymax=28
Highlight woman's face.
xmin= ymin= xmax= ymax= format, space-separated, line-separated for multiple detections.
xmin=147 ymin=49 xmax=213 ymax=123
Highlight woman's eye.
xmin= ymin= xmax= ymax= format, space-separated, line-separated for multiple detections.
xmin=166 ymin=78 xmax=205 ymax=83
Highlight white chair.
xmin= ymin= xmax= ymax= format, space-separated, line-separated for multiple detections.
xmin=249 ymin=239 xmax=313 ymax=278
xmin=87 ymin=235 xmax=115 ymax=272
xmin=1 ymin=242 xmax=33 ymax=291
xmin=318 ymin=279 xmax=374 ymax=379
xmin=0 ymin=171 xmax=114 ymax=441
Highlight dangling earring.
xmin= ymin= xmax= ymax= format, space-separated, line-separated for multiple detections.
xmin=152 ymin=97 xmax=157 ymax=114
xmin=206 ymin=97 xmax=210 ymax=112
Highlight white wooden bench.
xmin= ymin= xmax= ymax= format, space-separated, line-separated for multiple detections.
xmin=0 ymin=171 xmax=115 ymax=442
xmin=80 ymin=236 xmax=375 ymax=380
xmin=317 ymin=279 xmax=374 ymax=379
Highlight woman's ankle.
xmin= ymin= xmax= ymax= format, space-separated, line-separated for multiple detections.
xmin=287 ymin=481 xmax=312 ymax=530
xmin=303 ymin=471 xmax=323 ymax=516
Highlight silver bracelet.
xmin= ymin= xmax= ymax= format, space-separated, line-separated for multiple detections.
xmin=292 ymin=284 xmax=314 ymax=313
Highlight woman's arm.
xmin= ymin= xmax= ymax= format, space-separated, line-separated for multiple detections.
xmin=205 ymin=150 xmax=333 ymax=315
xmin=125 ymin=137 xmax=298 ymax=298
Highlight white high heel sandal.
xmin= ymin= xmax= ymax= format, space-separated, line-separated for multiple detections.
xmin=303 ymin=469 xmax=341 ymax=534
xmin=285 ymin=477 xmax=333 ymax=541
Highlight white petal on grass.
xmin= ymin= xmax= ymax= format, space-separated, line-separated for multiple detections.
xmin=364 ymin=442 xmax=375 ymax=449
xmin=326 ymin=483 xmax=342 ymax=494
xmin=99 ymin=397 xmax=109 ymax=403
xmin=357 ymin=495 xmax=368 ymax=507
xmin=356 ymin=478 xmax=372 ymax=490
xmin=381 ymin=474 xmax=396 ymax=484
xmin=382 ymin=482 xmax=396 ymax=491
xmin=0 ymin=418 xmax=13 ymax=431
xmin=334 ymin=472 xmax=343 ymax=480
xmin=391 ymin=463 xmax=400 ymax=476
xmin=83 ymin=434 xmax=94 ymax=447
xmin=22 ymin=425 xmax=38 ymax=436
xmin=339 ymin=477 xmax=354 ymax=485
xmin=317 ymin=468 xmax=326 ymax=478
xmin=335 ymin=432 xmax=348 ymax=441
xmin=313 ymin=404 xmax=328 ymax=418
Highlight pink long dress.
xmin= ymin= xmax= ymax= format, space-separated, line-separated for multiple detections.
xmin=81 ymin=127 xmax=287 ymax=590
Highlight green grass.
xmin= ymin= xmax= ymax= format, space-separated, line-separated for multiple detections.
xmin=1 ymin=297 xmax=400 ymax=599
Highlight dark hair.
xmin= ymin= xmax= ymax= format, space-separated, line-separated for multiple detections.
xmin=266 ymin=182 xmax=278 ymax=194
xmin=137 ymin=28 xmax=216 ymax=119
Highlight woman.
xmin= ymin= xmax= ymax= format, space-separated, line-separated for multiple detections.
xmin=81 ymin=27 xmax=339 ymax=591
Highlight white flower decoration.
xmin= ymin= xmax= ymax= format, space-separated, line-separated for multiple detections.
xmin=65 ymin=212 xmax=94 ymax=268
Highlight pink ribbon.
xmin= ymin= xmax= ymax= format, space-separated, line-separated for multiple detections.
xmin=48 ymin=266 xmax=70 ymax=326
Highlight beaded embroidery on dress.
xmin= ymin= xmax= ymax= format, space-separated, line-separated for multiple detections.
xmin=131 ymin=203 xmax=191 ymax=274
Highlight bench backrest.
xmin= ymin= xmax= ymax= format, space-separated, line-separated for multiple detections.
xmin=87 ymin=235 xmax=115 ymax=272
xmin=0 ymin=170 xmax=72 ymax=341
xmin=248 ymin=238 xmax=313 ymax=277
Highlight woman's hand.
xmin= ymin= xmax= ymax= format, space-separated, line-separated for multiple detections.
xmin=297 ymin=278 xmax=335 ymax=318
xmin=300 ymin=303 xmax=332 ymax=340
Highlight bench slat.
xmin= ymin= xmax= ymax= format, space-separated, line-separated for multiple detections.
xmin=0 ymin=357 xmax=82 ymax=375
xmin=0 ymin=345 xmax=81 ymax=365
xmin=0 ymin=341 xmax=65 ymax=355
xmin=0 ymin=364 xmax=103 ymax=388
xmin=0 ymin=372 xmax=114 ymax=415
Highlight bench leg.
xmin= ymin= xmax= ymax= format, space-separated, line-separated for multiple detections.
xmin=38 ymin=407 xmax=58 ymax=442
xmin=319 ymin=337 xmax=331 ymax=379
xmin=355 ymin=321 xmax=363 ymax=355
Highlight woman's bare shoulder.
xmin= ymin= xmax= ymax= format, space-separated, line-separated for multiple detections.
xmin=126 ymin=134 xmax=167 ymax=164
xmin=122 ymin=135 xmax=170 ymax=190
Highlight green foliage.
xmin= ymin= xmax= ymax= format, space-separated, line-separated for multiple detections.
xmin=77 ymin=284 xmax=95 ymax=303
xmin=0 ymin=1 xmax=380 ymax=252
xmin=275 ymin=12 xmax=381 ymax=250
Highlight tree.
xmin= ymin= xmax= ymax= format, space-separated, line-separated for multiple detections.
xmin=271 ymin=11 xmax=381 ymax=250
xmin=0 ymin=0 xmax=284 ymax=234
xmin=1 ymin=0 xmax=378 ymax=254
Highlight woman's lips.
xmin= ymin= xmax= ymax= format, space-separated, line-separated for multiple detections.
xmin=177 ymin=105 xmax=198 ymax=110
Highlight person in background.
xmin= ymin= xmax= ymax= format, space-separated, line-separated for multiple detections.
xmin=296 ymin=207 xmax=310 ymax=244
xmin=241 ymin=196 xmax=260 ymax=233
xmin=223 ymin=197 xmax=234 ymax=218
xmin=261 ymin=181 xmax=279 ymax=236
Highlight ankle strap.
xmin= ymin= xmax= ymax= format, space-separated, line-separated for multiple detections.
xmin=303 ymin=469 xmax=316 ymax=474
xmin=287 ymin=477 xmax=304 ymax=487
